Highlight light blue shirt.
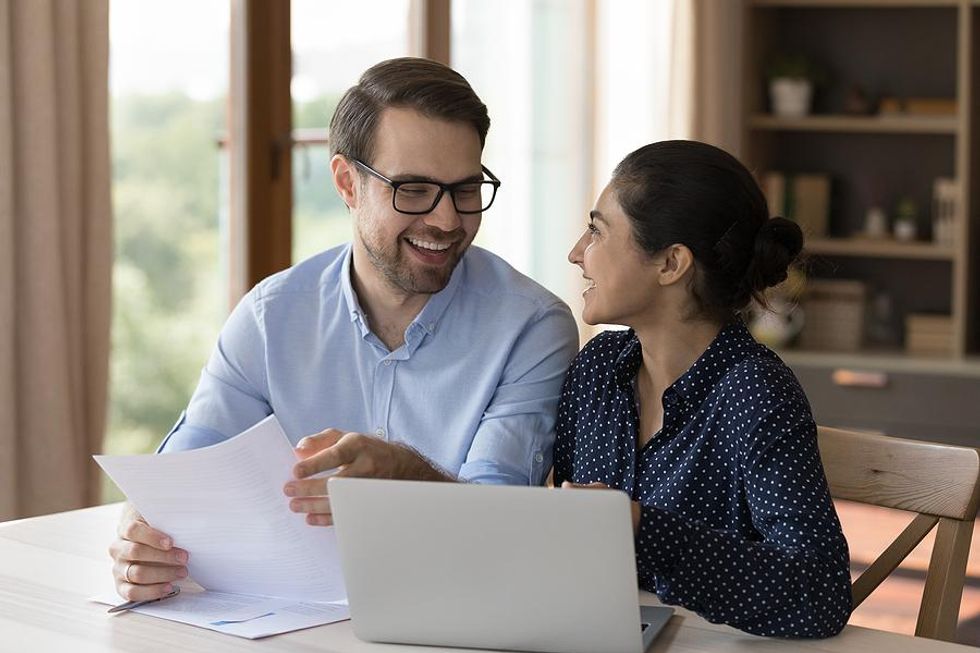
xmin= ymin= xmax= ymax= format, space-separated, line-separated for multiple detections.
xmin=158 ymin=243 xmax=579 ymax=485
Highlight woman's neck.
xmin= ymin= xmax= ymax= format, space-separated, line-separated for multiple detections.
xmin=632 ymin=316 xmax=724 ymax=397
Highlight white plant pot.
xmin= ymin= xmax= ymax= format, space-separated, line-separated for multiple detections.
xmin=769 ymin=78 xmax=813 ymax=118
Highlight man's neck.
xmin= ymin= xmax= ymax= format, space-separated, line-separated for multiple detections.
xmin=350 ymin=247 xmax=431 ymax=351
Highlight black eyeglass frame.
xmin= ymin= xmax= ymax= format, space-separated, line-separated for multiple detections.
xmin=350 ymin=158 xmax=501 ymax=215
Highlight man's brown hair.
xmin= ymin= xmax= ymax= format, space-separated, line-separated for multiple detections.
xmin=328 ymin=57 xmax=490 ymax=163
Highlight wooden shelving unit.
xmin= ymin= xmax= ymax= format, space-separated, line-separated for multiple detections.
xmin=805 ymin=238 xmax=955 ymax=260
xmin=742 ymin=0 xmax=980 ymax=444
xmin=748 ymin=113 xmax=959 ymax=134
xmin=744 ymin=0 xmax=979 ymax=359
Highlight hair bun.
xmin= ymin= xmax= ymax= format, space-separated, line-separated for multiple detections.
xmin=744 ymin=217 xmax=804 ymax=292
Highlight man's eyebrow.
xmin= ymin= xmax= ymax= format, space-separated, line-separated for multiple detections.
xmin=390 ymin=171 xmax=484 ymax=184
xmin=589 ymin=210 xmax=607 ymax=224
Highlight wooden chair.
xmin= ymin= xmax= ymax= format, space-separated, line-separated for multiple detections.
xmin=817 ymin=426 xmax=980 ymax=641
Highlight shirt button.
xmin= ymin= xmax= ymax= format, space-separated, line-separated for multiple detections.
xmin=384 ymin=360 xmax=392 ymax=366
xmin=376 ymin=427 xmax=386 ymax=438
xmin=534 ymin=453 xmax=544 ymax=464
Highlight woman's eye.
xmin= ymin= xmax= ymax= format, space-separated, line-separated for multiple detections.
xmin=587 ymin=222 xmax=599 ymax=235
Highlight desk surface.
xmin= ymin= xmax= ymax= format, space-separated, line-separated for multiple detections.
xmin=0 ymin=504 xmax=976 ymax=653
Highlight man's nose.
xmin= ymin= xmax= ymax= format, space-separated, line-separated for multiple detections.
xmin=422 ymin=191 xmax=462 ymax=232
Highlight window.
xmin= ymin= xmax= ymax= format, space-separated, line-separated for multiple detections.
xmin=105 ymin=0 xmax=229 ymax=499
xmin=452 ymin=0 xmax=593 ymax=318
xmin=290 ymin=0 xmax=411 ymax=263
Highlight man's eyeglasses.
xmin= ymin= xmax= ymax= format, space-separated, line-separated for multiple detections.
xmin=350 ymin=158 xmax=501 ymax=215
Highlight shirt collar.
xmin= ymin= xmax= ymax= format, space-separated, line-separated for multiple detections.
xmin=671 ymin=320 xmax=757 ymax=407
xmin=613 ymin=320 xmax=758 ymax=407
xmin=339 ymin=242 xmax=466 ymax=342
xmin=339 ymin=245 xmax=372 ymax=338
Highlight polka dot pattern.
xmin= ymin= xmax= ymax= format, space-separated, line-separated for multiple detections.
xmin=554 ymin=321 xmax=852 ymax=638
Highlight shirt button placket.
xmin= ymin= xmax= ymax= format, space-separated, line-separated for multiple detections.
xmin=375 ymin=358 xmax=395 ymax=441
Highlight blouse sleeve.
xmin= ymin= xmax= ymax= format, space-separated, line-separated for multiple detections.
xmin=634 ymin=398 xmax=852 ymax=638
xmin=551 ymin=354 xmax=579 ymax=487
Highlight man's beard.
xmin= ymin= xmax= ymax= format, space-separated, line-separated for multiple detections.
xmin=358 ymin=225 xmax=468 ymax=295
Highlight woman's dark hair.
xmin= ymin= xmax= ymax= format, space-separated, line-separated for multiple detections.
xmin=329 ymin=57 xmax=490 ymax=162
xmin=611 ymin=140 xmax=803 ymax=323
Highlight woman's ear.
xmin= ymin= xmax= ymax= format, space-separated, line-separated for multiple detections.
xmin=657 ymin=244 xmax=695 ymax=287
xmin=330 ymin=155 xmax=359 ymax=209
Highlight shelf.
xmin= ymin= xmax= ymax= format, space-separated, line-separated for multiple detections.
xmin=778 ymin=349 xmax=980 ymax=378
xmin=751 ymin=0 xmax=960 ymax=7
xmin=805 ymin=238 xmax=955 ymax=260
xmin=749 ymin=114 xmax=958 ymax=135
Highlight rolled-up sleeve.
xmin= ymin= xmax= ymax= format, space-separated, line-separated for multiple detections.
xmin=157 ymin=288 xmax=272 ymax=453
xmin=458 ymin=301 xmax=579 ymax=485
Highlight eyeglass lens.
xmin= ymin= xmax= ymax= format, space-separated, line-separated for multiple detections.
xmin=394 ymin=182 xmax=496 ymax=214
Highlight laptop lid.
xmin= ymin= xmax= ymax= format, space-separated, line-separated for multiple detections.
xmin=329 ymin=478 xmax=672 ymax=653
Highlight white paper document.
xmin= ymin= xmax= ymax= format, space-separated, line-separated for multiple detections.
xmin=91 ymin=587 xmax=350 ymax=638
xmin=93 ymin=415 xmax=349 ymax=637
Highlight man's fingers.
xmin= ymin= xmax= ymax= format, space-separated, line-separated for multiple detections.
xmin=113 ymin=560 xmax=188 ymax=586
xmin=306 ymin=513 xmax=333 ymax=527
xmin=293 ymin=433 xmax=361 ymax=478
xmin=288 ymin=496 xmax=331 ymax=516
xmin=109 ymin=540 xmax=188 ymax=566
xmin=117 ymin=518 xmax=173 ymax=550
xmin=295 ymin=428 xmax=345 ymax=458
xmin=115 ymin=580 xmax=176 ymax=603
xmin=284 ymin=477 xmax=328 ymax=498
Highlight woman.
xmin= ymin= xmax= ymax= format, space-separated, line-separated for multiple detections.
xmin=555 ymin=140 xmax=851 ymax=638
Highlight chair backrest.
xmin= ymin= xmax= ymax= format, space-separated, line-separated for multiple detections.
xmin=818 ymin=426 xmax=980 ymax=641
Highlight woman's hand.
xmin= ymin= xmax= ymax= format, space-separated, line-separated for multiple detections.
xmin=560 ymin=481 xmax=641 ymax=534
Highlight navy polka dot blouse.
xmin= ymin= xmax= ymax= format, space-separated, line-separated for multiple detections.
xmin=554 ymin=321 xmax=852 ymax=638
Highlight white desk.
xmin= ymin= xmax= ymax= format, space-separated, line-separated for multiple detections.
xmin=0 ymin=503 xmax=975 ymax=652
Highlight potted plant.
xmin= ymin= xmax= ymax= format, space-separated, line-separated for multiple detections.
xmin=766 ymin=53 xmax=821 ymax=118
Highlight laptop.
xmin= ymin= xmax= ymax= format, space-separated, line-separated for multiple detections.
xmin=328 ymin=478 xmax=674 ymax=653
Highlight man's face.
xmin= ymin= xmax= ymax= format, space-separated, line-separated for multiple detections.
xmin=350 ymin=107 xmax=483 ymax=297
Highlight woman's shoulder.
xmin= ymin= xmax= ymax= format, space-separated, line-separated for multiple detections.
xmin=570 ymin=328 xmax=635 ymax=370
xmin=717 ymin=345 xmax=810 ymax=411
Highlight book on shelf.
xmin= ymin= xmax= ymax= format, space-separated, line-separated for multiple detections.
xmin=761 ymin=171 xmax=830 ymax=239
xmin=905 ymin=313 xmax=954 ymax=357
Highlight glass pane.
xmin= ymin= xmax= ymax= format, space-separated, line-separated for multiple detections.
xmin=106 ymin=1 xmax=229 ymax=499
xmin=451 ymin=0 xmax=592 ymax=315
xmin=291 ymin=0 xmax=411 ymax=263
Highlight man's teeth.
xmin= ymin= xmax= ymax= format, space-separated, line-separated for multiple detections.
xmin=585 ymin=279 xmax=596 ymax=289
xmin=407 ymin=238 xmax=451 ymax=251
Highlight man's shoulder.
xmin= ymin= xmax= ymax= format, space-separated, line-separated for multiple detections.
xmin=252 ymin=243 xmax=349 ymax=304
xmin=460 ymin=246 xmax=568 ymax=314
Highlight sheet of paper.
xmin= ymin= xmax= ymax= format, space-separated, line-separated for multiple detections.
xmin=91 ymin=589 xmax=350 ymax=639
xmin=94 ymin=415 xmax=346 ymax=603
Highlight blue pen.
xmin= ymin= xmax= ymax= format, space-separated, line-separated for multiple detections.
xmin=107 ymin=586 xmax=181 ymax=614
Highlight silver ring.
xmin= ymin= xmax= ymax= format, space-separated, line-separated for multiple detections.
xmin=124 ymin=562 xmax=135 ymax=584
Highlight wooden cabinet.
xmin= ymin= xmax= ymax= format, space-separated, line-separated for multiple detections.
xmin=742 ymin=0 xmax=980 ymax=440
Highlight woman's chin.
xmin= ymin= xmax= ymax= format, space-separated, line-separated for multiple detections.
xmin=580 ymin=307 xmax=603 ymax=326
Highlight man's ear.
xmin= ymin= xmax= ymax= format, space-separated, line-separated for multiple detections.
xmin=330 ymin=155 xmax=359 ymax=209
xmin=657 ymin=244 xmax=695 ymax=287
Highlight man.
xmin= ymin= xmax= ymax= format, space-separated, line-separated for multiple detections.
xmin=108 ymin=58 xmax=579 ymax=602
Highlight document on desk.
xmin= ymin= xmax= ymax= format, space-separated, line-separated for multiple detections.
xmin=92 ymin=415 xmax=349 ymax=637
xmin=91 ymin=587 xmax=350 ymax=638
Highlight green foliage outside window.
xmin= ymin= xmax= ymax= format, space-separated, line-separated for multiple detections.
xmin=104 ymin=93 xmax=349 ymax=502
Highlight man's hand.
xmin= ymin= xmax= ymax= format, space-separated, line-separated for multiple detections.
xmin=560 ymin=481 xmax=641 ymax=534
xmin=108 ymin=503 xmax=188 ymax=601
xmin=283 ymin=428 xmax=454 ymax=526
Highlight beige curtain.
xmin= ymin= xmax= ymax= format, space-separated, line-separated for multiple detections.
xmin=0 ymin=0 xmax=112 ymax=520
xmin=671 ymin=0 xmax=745 ymax=156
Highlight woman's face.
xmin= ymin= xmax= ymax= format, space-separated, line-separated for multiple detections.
xmin=568 ymin=184 xmax=663 ymax=326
